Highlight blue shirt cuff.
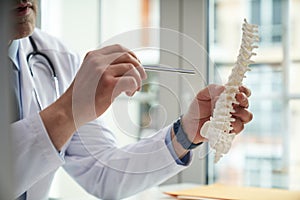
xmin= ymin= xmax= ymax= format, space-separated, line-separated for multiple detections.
xmin=165 ymin=128 xmax=190 ymax=166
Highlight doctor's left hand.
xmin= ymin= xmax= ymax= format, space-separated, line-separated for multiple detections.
xmin=40 ymin=44 xmax=146 ymax=150
xmin=171 ymin=84 xmax=253 ymax=158
xmin=183 ymin=84 xmax=252 ymax=142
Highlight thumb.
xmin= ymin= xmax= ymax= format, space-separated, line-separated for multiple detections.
xmin=197 ymin=84 xmax=225 ymax=101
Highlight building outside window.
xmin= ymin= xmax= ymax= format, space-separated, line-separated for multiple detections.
xmin=209 ymin=0 xmax=300 ymax=190
xmin=251 ymin=0 xmax=283 ymax=44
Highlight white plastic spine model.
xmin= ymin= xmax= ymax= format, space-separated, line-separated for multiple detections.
xmin=200 ymin=19 xmax=259 ymax=163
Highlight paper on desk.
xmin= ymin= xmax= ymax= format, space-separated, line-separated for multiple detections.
xmin=164 ymin=183 xmax=300 ymax=200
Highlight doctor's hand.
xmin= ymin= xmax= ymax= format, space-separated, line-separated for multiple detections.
xmin=71 ymin=44 xmax=147 ymax=125
xmin=40 ymin=44 xmax=146 ymax=150
xmin=171 ymin=84 xmax=253 ymax=158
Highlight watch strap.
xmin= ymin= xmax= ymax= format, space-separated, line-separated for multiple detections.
xmin=173 ymin=118 xmax=202 ymax=150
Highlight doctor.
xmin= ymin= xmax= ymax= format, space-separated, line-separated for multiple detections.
xmin=9 ymin=0 xmax=253 ymax=199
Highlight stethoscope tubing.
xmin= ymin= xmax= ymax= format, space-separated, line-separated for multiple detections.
xmin=27 ymin=36 xmax=57 ymax=78
xmin=26 ymin=36 xmax=59 ymax=109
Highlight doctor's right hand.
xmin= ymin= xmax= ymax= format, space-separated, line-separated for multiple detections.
xmin=40 ymin=44 xmax=146 ymax=150
xmin=71 ymin=44 xmax=147 ymax=125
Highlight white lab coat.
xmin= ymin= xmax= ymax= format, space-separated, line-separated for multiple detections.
xmin=10 ymin=29 xmax=190 ymax=200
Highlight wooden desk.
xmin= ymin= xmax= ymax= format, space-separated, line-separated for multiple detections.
xmin=125 ymin=183 xmax=200 ymax=200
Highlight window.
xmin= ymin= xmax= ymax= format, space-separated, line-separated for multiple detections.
xmin=251 ymin=0 xmax=283 ymax=44
xmin=209 ymin=0 xmax=300 ymax=190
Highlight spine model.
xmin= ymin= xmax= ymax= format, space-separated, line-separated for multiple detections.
xmin=200 ymin=19 xmax=259 ymax=163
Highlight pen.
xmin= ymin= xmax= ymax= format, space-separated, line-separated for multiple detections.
xmin=143 ymin=65 xmax=195 ymax=75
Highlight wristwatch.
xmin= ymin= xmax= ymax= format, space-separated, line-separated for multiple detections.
xmin=173 ymin=117 xmax=202 ymax=150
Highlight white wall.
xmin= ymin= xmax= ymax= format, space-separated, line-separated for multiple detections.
xmin=41 ymin=0 xmax=100 ymax=57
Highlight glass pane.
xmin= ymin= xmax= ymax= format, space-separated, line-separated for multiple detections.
xmin=290 ymin=0 xmax=300 ymax=95
xmin=100 ymin=0 xmax=160 ymax=65
xmin=208 ymin=0 xmax=299 ymax=190
xmin=289 ymin=100 xmax=300 ymax=190
xmin=272 ymin=0 xmax=282 ymax=42
xmin=273 ymin=0 xmax=282 ymax=25
xmin=289 ymin=63 xmax=300 ymax=94
xmin=251 ymin=0 xmax=261 ymax=25
xmin=244 ymin=65 xmax=283 ymax=136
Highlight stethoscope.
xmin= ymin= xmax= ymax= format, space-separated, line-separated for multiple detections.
xmin=26 ymin=36 xmax=59 ymax=110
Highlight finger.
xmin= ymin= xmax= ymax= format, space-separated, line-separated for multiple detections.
xmin=113 ymin=76 xmax=139 ymax=97
xmin=230 ymin=117 xmax=244 ymax=134
xmin=112 ymin=53 xmax=147 ymax=80
xmin=135 ymin=64 xmax=147 ymax=81
xmin=231 ymin=106 xmax=253 ymax=124
xmin=235 ymin=92 xmax=249 ymax=108
xmin=109 ymin=52 xmax=147 ymax=80
xmin=239 ymin=85 xmax=251 ymax=97
xmin=98 ymin=44 xmax=140 ymax=62
xmin=109 ymin=63 xmax=142 ymax=90
xmin=110 ymin=52 xmax=140 ymax=66
xmin=197 ymin=84 xmax=225 ymax=101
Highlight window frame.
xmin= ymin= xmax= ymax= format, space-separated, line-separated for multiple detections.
xmin=159 ymin=0 xmax=209 ymax=185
